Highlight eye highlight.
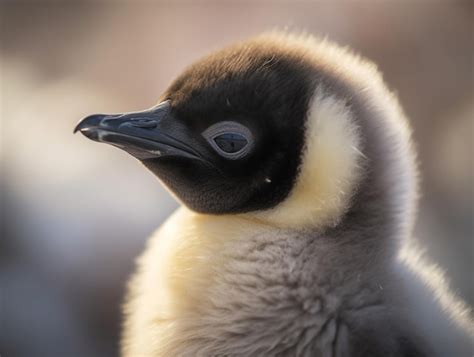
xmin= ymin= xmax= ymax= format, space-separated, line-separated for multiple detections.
xmin=202 ymin=121 xmax=254 ymax=159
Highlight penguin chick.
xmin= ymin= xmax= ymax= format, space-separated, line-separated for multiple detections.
xmin=75 ymin=32 xmax=473 ymax=356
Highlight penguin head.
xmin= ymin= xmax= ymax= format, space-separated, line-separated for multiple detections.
xmin=76 ymin=33 xmax=417 ymax=230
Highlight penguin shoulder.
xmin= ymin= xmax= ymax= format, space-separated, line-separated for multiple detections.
xmin=392 ymin=242 xmax=474 ymax=355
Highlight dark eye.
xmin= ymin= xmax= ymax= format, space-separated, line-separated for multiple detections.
xmin=213 ymin=133 xmax=248 ymax=153
xmin=202 ymin=121 xmax=254 ymax=160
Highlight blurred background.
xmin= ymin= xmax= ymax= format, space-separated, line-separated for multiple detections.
xmin=1 ymin=1 xmax=472 ymax=356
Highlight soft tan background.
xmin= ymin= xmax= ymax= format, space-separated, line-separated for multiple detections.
xmin=1 ymin=1 xmax=472 ymax=356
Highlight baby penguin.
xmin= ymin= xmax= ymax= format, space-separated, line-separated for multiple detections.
xmin=75 ymin=32 xmax=473 ymax=356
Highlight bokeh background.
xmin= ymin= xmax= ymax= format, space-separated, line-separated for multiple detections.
xmin=1 ymin=1 xmax=472 ymax=356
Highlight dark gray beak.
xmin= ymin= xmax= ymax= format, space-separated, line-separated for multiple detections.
xmin=74 ymin=101 xmax=201 ymax=160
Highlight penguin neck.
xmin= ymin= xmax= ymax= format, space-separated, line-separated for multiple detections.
xmin=324 ymin=94 xmax=419 ymax=256
xmin=329 ymin=60 xmax=419 ymax=252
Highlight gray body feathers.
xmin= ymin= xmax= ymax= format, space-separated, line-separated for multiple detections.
xmin=123 ymin=210 xmax=473 ymax=356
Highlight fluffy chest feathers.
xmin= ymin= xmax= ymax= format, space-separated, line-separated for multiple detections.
xmin=122 ymin=208 xmax=387 ymax=356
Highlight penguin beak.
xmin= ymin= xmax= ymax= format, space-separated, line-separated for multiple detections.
xmin=74 ymin=101 xmax=201 ymax=160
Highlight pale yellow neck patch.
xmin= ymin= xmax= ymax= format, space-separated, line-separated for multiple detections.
xmin=252 ymin=87 xmax=363 ymax=229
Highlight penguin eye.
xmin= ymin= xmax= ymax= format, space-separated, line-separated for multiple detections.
xmin=202 ymin=121 xmax=254 ymax=159
xmin=213 ymin=133 xmax=248 ymax=153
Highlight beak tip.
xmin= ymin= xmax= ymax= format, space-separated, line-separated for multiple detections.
xmin=73 ymin=122 xmax=88 ymax=135
xmin=74 ymin=114 xmax=104 ymax=135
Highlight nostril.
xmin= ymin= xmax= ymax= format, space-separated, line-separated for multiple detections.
xmin=129 ymin=119 xmax=158 ymax=129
